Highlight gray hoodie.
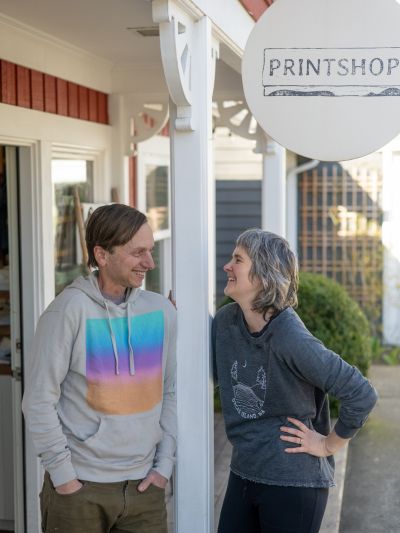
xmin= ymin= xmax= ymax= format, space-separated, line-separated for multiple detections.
xmin=213 ymin=303 xmax=378 ymax=488
xmin=22 ymin=273 xmax=177 ymax=486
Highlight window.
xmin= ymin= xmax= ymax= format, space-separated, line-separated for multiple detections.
xmin=52 ymin=159 xmax=93 ymax=295
xmin=137 ymin=136 xmax=172 ymax=296
xmin=144 ymin=240 xmax=162 ymax=294
xmin=145 ymin=163 xmax=169 ymax=233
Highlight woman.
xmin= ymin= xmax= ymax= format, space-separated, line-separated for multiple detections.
xmin=213 ymin=229 xmax=378 ymax=533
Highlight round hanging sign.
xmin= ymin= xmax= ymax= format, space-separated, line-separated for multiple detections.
xmin=242 ymin=0 xmax=400 ymax=161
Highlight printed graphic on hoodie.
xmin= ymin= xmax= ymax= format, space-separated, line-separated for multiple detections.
xmin=231 ymin=361 xmax=266 ymax=419
xmin=86 ymin=310 xmax=164 ymax=415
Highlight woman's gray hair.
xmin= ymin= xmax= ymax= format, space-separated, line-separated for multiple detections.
xmin=236 ymin=228 xmax=298 ymax=315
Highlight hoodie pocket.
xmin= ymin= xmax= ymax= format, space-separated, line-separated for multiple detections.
xmin=70 ymin=412 xmax=163 ymax=466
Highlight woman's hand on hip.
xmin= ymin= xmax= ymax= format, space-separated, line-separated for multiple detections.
xmin=280 ymin=417 xmax=331 ymax=457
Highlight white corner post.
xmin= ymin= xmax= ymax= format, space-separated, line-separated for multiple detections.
xmin=153 ymin=1 xmax=218 ymax=531
xmin=255 ymin=131 xmax=287 ymax=237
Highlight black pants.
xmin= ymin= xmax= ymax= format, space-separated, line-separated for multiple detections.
xmin=218 ymin=472 xmax=329 ymax=533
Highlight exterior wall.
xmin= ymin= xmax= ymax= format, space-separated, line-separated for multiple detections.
xmin=0 ymin=59 xmax=108 ymax=123
xmin=215 ymin=180 xmax=261 ymax=303
xmin=214 ymin=127 xmax=262 ymax=303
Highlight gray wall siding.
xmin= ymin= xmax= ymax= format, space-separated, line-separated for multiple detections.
xmin=216 ymin=180 xmax=261 ymax=305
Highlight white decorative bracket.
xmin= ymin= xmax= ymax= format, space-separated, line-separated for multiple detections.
xmin=122 ymin=95 xmax=169 ymax=155
xmin=153 ymin=0 xmax=194 ymax=130
xmin=215 ymin=99 xmax=272 ymax=153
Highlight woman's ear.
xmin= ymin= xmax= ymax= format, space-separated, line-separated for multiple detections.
xmin=93 ymin=245 xmax=108 ymax=267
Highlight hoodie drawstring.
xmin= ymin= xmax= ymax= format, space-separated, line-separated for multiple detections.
xmin=127 ymin=303 xmax=135 ymax=376
xmin=104 ymin=300 xmax=120 ymax=375
xmin=104 ymin=299 xmax=136 ymax=376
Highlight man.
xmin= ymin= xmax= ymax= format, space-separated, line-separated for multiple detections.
xmin=22 ymin=204 xmax=177 ymax=533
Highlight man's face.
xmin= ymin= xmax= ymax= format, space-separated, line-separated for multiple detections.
xmin=97 ymin=222 xmax=155 ymax=291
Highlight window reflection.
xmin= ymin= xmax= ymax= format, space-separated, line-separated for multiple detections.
xmin=145 ymin=240 xmax=161 ymax=294
xmin=52 ymin=159 xmax=93 ymax=295
xmin=145 ymin=164 xmax=169 ymax=232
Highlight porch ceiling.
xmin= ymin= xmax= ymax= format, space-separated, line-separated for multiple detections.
xmin=0 ymin=0 xmax=161 ymax=66
xmin=0 ymin=0 xmax=247 ymax=99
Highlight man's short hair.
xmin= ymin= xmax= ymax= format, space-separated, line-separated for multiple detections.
xmin=85 ymin=204 xmax=148 ymax=268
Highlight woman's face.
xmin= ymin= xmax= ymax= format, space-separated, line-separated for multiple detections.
xmin=223 ymin=246 xmax=261 ymax=306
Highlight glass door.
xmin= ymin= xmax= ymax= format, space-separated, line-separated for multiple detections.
xmin=0 ymin=145 xmax=24 ymax=532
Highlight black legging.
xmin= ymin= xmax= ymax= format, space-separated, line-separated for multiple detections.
xmin=218 ymin=472 xmax=329 ymax=533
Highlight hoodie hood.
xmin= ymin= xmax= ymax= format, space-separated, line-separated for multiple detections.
xmin=66 ymin=273 xmax=140 ymax=376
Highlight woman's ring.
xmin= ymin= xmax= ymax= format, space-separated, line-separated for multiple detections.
xmin=299 ymin=437 xmax=303 ymax=445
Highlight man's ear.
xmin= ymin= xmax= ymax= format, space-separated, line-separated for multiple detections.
xmin=93 ymin=245 xmax=108 ymax=267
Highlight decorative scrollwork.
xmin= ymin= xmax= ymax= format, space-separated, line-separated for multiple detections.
xmin=123 ymin=98 xmax=169 ymax=154
xmin=214 ymin=100 xmax=275 ymax=153
xmin=153 ymin=1 xmax=194 ymax=130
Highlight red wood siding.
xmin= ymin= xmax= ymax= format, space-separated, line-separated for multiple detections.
xmin=16 ymin=65 xmax=31 ymax=108
xmin=31 ymin=70 xmax=44 ymax=111
xmin=56 ymin=78 xmax=68 ymax=116
xmin=68 ymin=82 xmax=79 ymax=118
xmin=239 ymin=0 xmax=272 ymax=20
xmin=0 ymin=60 xmax=17 ymax=105
xmin=0 ymin=58 xmax=109 ymax=125
xmin=44 ymin=74 xmax=57 ymax=113
xmin=78 ymin=86 xmax=89 ymax=120
xmin=97 ymin=92 xmax=108 ymax=124
xmin=88 ymin=89 xmax=98 ymax=122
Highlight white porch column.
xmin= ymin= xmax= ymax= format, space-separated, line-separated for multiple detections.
xmin=153 ymin=2 xmax=218 ymax=531
xmin=256 ymin=132 xmax=287 ymax=236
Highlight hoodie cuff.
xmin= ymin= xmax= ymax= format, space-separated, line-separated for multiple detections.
xmin=153 ymin=457 xmax=175 ymax=480
xmin=48 ymin=462 xmax=78 ymax=487
xmin=334 ymin=418 xmax=359 ymax=439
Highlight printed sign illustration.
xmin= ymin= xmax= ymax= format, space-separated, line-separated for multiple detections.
xmin=242 ymin=0 xmax=400 ymax=161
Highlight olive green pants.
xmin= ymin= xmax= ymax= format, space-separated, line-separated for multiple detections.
xmin=40 ymin=472 xmax=167 ymax=533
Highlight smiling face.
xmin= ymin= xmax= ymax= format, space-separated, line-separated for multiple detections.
xmin=223 ymin=246 xmax=261 ymax=307
xmin=95 ymin=222 xmax=155 ymax=295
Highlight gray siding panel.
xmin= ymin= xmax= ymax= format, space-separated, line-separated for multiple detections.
xmin=215 ymin=180 xmax=261 ymax=305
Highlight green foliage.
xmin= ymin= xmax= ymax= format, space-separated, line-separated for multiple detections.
xmin=214 ymin=388 xmax=222 ymax=412
xmin=371 ymin=336 xmax=400 ymax=366
xmin=217 ymin=295 xmax=234 ymax=310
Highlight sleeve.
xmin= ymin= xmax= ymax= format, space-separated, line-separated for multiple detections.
xmin=273 ymin=320 xmax=378 ymax=439
xmin=21 ymin=309 xmax=78 ymax=486
xmin=153 ymin=303 xmax=177 ymax=479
